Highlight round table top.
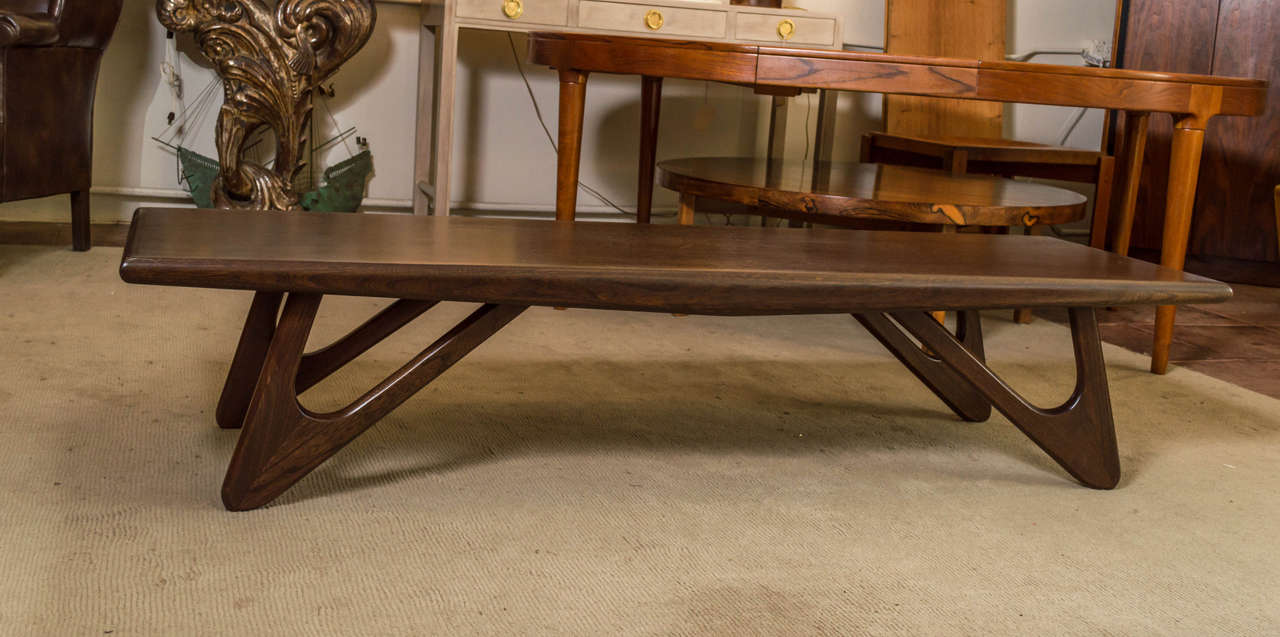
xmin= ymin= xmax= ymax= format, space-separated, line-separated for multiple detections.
xmin=659 ymin=158 xmax=1089 ymax=227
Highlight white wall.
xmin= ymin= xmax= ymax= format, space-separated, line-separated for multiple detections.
xmin=0 ymin=0 xmax=1117 ymax=224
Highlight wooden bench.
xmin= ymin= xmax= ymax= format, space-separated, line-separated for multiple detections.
xmin=120 ymin=208 xmax=1231 ymax=510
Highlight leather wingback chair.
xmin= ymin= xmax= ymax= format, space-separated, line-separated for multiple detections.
xmin=0 ymin=0 xmax=123 ymax=251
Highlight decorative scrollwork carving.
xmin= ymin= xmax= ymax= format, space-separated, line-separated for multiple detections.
xmin=157 ymin=0 xmax=376 ymax=210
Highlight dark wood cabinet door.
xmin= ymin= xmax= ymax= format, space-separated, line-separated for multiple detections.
xmin=1120 ymin=0 xmax=1279 ymax=263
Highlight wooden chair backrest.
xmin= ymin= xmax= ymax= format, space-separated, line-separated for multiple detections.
xmin=883 ymin=0 xmax=1006 ymax=139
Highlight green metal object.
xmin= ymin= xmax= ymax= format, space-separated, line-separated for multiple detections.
xmin=177 ymin=147 xmax=219 ymax=209
xmin=177 ymin=147 xmax=373 ymax=213
xmin=299 ymin=151 xmax=374 ymax=212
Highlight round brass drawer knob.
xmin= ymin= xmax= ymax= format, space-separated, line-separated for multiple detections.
xmin=645 ymin=9 xmax=664 ymax=30
xmin=502 ymin=0 xmax=523 ymax=20
xmin=777 ymin=19 xmax=796 ymax=41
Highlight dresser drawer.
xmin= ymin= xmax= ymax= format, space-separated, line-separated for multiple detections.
xmin=577 ymin=1 xmax=728 ymax=39
xmin=734 ymin=12 xmax=837 ymax=46
xmin=457 ymin=0 xmax=569 ymax=26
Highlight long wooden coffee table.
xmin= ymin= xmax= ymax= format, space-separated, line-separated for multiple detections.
xmin=121 ymin=208 xmax=1231 ymax=509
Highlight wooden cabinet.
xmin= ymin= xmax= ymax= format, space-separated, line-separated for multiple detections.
xmin=456 ymin=0 xmax=571 ymax=24
xmin=415 ymin=0 xmax=843 ymax=216
xmin=577 ymin=1 xmax=728 ymax=38
xmin=1117 ymin=0 xmax=1279 ymax=263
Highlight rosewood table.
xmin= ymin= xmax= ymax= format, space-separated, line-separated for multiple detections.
xmin=527 ymin=32 xmax=1268 ymax=374
xmin=657 ymin=158 xmax=1087 ymax=228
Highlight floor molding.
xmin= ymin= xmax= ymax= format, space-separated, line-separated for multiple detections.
xmin=0 ymin=221 xmax=130 ymax=248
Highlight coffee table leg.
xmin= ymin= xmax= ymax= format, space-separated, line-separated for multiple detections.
xmin=221 ymin=295 xmax=525 ymax=510
xmin=556 ymin=69 xmax=590 ymax=222
xmin=855 ymin=310 xmax=992 ymax=423
xmin=216 ymin=291 xmax=285 ymax=430
xmin=883 ymin=308 xmax=1121 ymax=489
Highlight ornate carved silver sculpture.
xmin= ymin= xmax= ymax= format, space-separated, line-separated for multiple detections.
xmin=157 ymin=0 xmax=376 ymax=210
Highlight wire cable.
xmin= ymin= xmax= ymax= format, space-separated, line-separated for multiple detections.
xmin=505 ymin=33 xmax=644 ymax=217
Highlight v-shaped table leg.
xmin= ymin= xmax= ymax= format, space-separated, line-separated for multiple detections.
xmin=216 ymin=292 xmax=284 ymax=430
xmin=217 ymin=295 xmax=438 ymax=430
xmin=880 ymin=308 xmax=1120 ymax=489
xmin=855 ymin=310 xmax=992 ymax=422
xmin=222 ymin=294 xmax=526 ymax=510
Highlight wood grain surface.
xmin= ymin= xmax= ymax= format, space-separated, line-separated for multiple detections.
xmin=1190 ymin=0 xmax=1280 ymax=262
xmin=120 ymin=209 xmax=1230 ymax=315
xmin=1119 ymin=0 xmax=1279 ymax=262
xmin=883 ymin=0 xmax=1005 ymax=140
xmin=658 ymin=158 xmax=1087 ymax=226
xmin=529 ymin=32 xmax=1265 ymax=118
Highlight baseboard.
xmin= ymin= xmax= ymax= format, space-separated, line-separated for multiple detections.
xmin=0 ymin=221 xmax=130 ymax=248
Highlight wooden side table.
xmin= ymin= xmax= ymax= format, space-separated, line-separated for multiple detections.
xmin=659 ymin=158 xmax=1087 ymax=228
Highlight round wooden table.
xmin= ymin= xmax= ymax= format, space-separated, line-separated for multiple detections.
xmin=659 ymin=158 xmax=1088 ymax=228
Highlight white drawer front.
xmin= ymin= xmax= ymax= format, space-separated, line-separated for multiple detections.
xmin=577 ymin=1 xmax=728 ymax=39
xmin=734 ymin=12 xmax=837 ymax=46
xmin=457 ymin=0 xmax=569 ymax=26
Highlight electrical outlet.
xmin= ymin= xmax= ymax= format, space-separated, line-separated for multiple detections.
xmin=1083 ymin=40 xmax=1112 ymax=67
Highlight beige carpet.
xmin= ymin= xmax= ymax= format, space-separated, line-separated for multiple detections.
xmin=1 ymin=244 xmax=1277 ymax=635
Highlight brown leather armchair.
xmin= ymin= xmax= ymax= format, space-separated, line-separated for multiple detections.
xmin=0 ymin=0 xmax=123 ymax=251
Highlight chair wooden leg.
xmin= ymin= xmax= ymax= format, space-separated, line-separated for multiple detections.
xmin=637 ymin=76 xmax=662 ymax=225
xmin=1110 ymin=111 xmax=1150 ymax=258
xmin=1089 ymin=155 xmax=1117 ymax=250
xmin=222 ymin=295 xmax=526 ymax=511
xmin=855 ymin=310 xmax=992 ymax=423
xmin=70 ymin=190 xmax=90 ymax=252
xmin=1151 ymin=124 xmax=1206 ymax=375
xmin=885 ymin=308 xmax=1120 ymax=489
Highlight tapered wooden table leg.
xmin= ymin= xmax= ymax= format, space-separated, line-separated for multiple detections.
xmin=556 ymin=69 xmax=589 ymax=222
xmin=637 ymin=76 xmax=663 ymax=224
xmin=678 ymin=192 xmax=696 ymax=226
xmin=1151 ymin=123 xmax=1206 ymax=374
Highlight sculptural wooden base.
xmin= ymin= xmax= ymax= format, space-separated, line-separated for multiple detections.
xmin=216 ymin=293 xmax=1118 ymax=510
xmin=865 ymin=308 xmax=1120 ymax=490
xmin=219 ymin=293 xmax=525 ymax=511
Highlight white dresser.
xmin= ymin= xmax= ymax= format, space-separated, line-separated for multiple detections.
xmin=406 ymin=0 xmax=844 ymax=214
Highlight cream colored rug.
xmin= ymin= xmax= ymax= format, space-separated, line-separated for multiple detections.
xmin=1 ymin=245 xmax=1277 ymax=635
